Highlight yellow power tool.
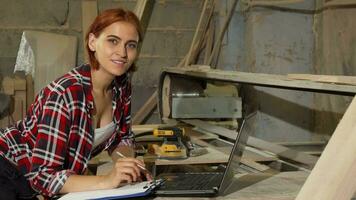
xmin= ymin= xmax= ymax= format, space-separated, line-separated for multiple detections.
xmin=151 ymin=127 xmax=188 ymax=159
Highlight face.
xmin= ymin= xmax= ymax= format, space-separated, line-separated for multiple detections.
xmin=88 ymin=21 xmax=139 ymax=77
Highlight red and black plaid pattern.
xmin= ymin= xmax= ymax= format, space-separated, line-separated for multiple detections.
xmin=0 ymin=64 xmax=134 ymax=197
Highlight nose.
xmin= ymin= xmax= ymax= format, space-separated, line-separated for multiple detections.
xmin=116 ymin=43 xmax=127 ymax=58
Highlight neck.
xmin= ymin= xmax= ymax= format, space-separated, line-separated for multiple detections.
xmin=91 ymin=68 xmax=114 ymax=95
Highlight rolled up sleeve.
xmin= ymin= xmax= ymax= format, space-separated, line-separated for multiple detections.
xmin=28 ymin=92 xmax=73 ymax=197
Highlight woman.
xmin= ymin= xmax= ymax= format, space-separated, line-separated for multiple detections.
xmin=0 ymin=8 xmax=151 ymax=199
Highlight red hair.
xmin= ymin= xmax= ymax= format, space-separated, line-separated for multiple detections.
xmin=85 ymin=8 xmax=142 ymax=71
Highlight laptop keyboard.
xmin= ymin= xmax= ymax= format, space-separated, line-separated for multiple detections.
xmin=160 ymin=172 xmax=223 ymax=190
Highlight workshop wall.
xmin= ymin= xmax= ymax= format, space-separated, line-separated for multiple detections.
xmin=222 ymin=0 xmax=356 ymax=142
xmin=214 ymin=0 xmax=317 ymax=142
xmin=0 ymin=0 xmax=83 ymax=76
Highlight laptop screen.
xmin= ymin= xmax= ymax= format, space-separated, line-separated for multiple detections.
xmin=218 ymin=112 xmax=255 ymax=194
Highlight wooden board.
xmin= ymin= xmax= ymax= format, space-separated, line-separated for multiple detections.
xmin=296 ymin=95 xmax=356 ymax=200
xmin=81 ymin=0 xmax=97 ymax=62
xmin=23 ymin=31 xmax=77 ymax=95
xmin=0 ymin=77 xmax=27 ymax=127
xmin=288 ymin=73 xmax=356 ymax=86
xmin=183 ymin=119 xmax=319 ymax=168
xmin=133 ymin=0 xmax=155 ymax=47
xmin=162 ymin=66 xmax=356 ymax=95
xmin=132 ymin=90 xmax=157 ymax=125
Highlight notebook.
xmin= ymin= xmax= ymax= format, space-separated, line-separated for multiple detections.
xmin=154 ymin=112 xmax=255 ymax=197
xmin=58 ymin=179 xmax=163 ymax=200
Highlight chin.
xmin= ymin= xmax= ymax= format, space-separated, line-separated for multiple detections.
xmin=113 ymin=69 xmax=128 ymax=76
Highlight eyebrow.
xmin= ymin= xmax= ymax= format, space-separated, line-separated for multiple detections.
xmin=107 ymin=35 xmax=138 ymax=44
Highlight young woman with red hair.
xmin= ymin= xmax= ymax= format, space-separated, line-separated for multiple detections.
xmin=0 ymin=8 xmax=151 ymax=199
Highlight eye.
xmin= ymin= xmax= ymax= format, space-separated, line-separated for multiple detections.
xmin=126 ymin=42 xmax=138 ymax=49
xmin=108 ymin=38 xmax=118 ymax=45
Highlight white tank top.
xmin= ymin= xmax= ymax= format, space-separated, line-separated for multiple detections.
xmin=93 ymin=122 xmax=115 ymax=148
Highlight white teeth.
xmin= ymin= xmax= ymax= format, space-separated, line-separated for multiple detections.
xmin=113 ymin=60 xmax=125 ymax=64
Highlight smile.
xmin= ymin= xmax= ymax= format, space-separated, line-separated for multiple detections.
xmin=112 ymin=60 xmax=127 ymax=64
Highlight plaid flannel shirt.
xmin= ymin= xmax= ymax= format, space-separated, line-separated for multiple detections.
xmin=0 ymin=64 xmax=135 ymax=197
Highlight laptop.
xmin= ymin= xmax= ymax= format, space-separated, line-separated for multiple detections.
xmin=154 ymin=113 xmax=255 ymax=197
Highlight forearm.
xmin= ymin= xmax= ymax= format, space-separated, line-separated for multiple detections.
xmin=59 ymin=156 xmax=151 ymax=194
xmin=59 ymin=175 xmax=110 ymax=194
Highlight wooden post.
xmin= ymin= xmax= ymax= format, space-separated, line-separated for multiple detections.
xmin=207 ymin=0 xmax=238 ymax=67
xmin=296 ymin=96 xmax=356 ymax=200
xmin=184 ymin=0 xmax=209 ymax=67
xmin=81 ymin=0 xmax=98 ymax=62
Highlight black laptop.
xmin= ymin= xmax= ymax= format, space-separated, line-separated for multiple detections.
xmin=154 ymin=113 xmax=255 ymax=197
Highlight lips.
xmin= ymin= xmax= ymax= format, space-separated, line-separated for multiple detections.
xmin=112 ymin=59 xmax=127 ymax=67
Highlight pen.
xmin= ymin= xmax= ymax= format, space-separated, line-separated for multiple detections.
xmin=115 ymin=151 xmax=152 ymax=176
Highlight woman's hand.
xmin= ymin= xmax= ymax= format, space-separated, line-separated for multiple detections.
xmin=59 ymin=157 xmax=153 ymax=193
xmin=104 ymin=157 xmax=147 ymax=188
xmin=142 ymin=168 xmax=153 ymax=182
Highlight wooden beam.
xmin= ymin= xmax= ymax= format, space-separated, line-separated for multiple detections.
xmin=247 ymin=137 xmax=318 ymax=168
xmin=296 ymin=95 xmax=356 ymax=200
xmin=204 ymin=19 xmax=215 ymax=65
xmin=132 ymin=90 xmax=157 ymax=125
xmin=133 ymin=0 xmax=155 ymax=40
xmin=81 ymin=0 xmax=98 ymax=62
xmin=207 ymin=0 xmax=238 ymax=67
xmin=182 ymin=119 xmax=318 ymax=168
xmin=288 ymin=73 xmax=356 ymax=86
xmin=130 ymin=0 xmax=156 ymax=125
xmin=162 ymin=66 xmax=356 ymax=95
xmin=185 ymin=0 xmax=210 ymax=66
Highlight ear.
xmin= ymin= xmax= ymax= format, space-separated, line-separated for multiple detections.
xmin=88 ymin=33 xmax=97 ymax=51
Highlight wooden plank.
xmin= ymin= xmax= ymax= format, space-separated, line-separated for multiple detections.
xmin=247 ymin=0 xmax=304 ymax=6
xmin=182 ymin=119 xmax=319 ymax=168
xmin=296 ymin=95 xmax=356 ymax=200
xmin=183 ymin=119 xmax=237 ymax=139
xmin=288 ymin=73 xmax=356 ymax=86
xmin=13 ymin=77 xmax=26 ymax=91
xmin=24 ymin=31 xmax=77 ymax=95
xmin=81 ymin=0 xmax=98 ymax=62
xmin=132 ymin=90 xmax=157 ymax=125
xmin=26 ymin=75 xmax=34 ymax=109
xmin=2 ymin=77 xmax=15 ymax=95
xmin=13 ymin=90 xmax=26 ymax=121
xmin=130 ymin=0 xmax=156 ymax=125
xmin=247 ymin=137 xmax=318 ymax=168
xmin=162 ymin=66 xmax=356 ymax=95
xmin=191 ymin=135 xmax=273 ymax=172
xmin=204 ymin=19 xmax=214 ymax=65
xmin=188 ymin=1 xmax=215 ymax=67
xmin=207 ymin=0 xmax=239 ymax=67
xmin=184 ymin=0 xmax=209 ymax=66
xmin=134 ymin=0 xmax=155 ymax=39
